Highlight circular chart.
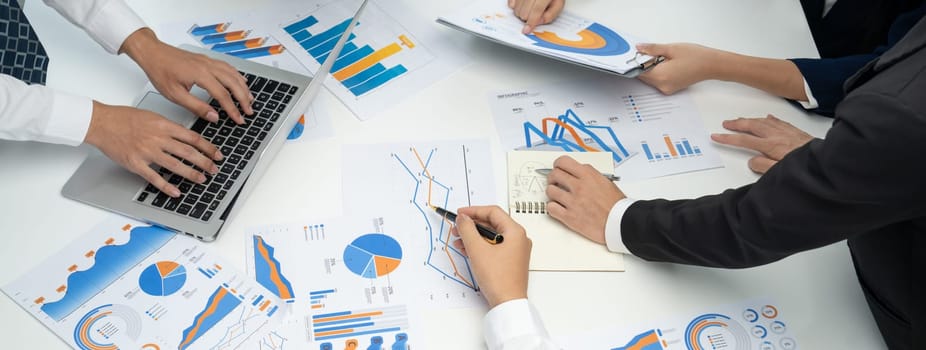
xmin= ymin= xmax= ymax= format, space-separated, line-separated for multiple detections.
xmin=343 ymin=233 xmax=403 ymax=279
xmin=684 ymin=313 xmax=751 ymax=350
xmin=528 ymin=22 xmax=630 ymax=56
xmin=139 ymin=261 xmax=187 ymax=296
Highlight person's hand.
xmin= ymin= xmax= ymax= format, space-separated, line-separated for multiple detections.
xmin=545 ymin=156 xmax=626 ymax=244
xmin=711 ymin=114 xmax=814 ymax=174
xmin=84 ymin=101 xmax=221 ymax=197
xmin=636 ymin=43 xmax=725 ymax=95
xmin=509 ymin=0 xmax=566 ymax=34
xmin=451 ymin=205 xmax=531 ymax=309
xmin=120 ymin=28 xmax=253 ymax=125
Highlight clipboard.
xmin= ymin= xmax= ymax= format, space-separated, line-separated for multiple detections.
xmin=437 ymin=0 xmax=664 ymax=78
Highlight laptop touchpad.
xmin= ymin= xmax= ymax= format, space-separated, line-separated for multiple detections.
xmin=136 ymin=91 xmax=200 ymax=127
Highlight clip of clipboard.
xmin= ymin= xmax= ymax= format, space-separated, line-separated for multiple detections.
xmin=627 ymin=52 xmax=666 ymax=73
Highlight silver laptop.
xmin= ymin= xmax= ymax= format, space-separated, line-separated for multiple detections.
xmin=63 ymin=0 xmax=370 ymax=241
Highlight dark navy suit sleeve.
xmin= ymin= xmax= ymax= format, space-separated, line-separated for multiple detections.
xmin=787 ymin=6 xmax=925 ymax=117
xmin=789 ymin=55 xmax=877 ymax=117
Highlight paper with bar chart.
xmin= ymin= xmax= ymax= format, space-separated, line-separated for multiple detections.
xmin=2 ymin=216 xmax=283 ymax=350
xmin=273 ymin=0 xmax=469 ymax=120
xmin=489 ymin=76 xmax=723 ymax=181
xmin=244 ymin=215 xmax=480 ymax=349
xmin=558 ymin=299 xmax=799 ymax=350
xmin=156 ymin=11 xmax=307 ymax=75
xmin=240 ymin=140 xmax=494 ymax=348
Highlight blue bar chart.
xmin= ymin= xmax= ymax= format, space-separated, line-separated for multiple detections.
xmin=280 ymin=15 xmax=411 ymax=96
xmin=641 ymin=134 xmax=703 ymax=161
xmin=188 ymin=22 xmax=285 ymax=60
xmin=311 ymin=305 xmax=409 ymax=342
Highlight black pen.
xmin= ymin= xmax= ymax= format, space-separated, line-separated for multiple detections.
xmin=430 ymin=206 xmax=504 ymax=244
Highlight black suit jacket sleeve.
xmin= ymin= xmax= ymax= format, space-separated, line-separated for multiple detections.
xmin=620 ymin=91 xmax=926 ymax=269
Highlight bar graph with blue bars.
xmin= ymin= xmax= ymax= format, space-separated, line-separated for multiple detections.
xmin=641 ymin=135 xmax=703 ymax=162
xmin=311 ymin=304 xmax=409 ymax=342
xmin=281 ymin=15 xmax=411 ymax=96
xmin=310 ymin=289 xmax=336 ymax=310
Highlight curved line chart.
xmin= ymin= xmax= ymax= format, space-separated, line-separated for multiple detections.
xmin=391 ymin=146 xmax=478 ymax=291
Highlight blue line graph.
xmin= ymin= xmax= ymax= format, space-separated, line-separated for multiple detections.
xmin=523 ymin=109 xmax=632 ymax=164
xmin=391 ymin=147 xmax=478 ymax=291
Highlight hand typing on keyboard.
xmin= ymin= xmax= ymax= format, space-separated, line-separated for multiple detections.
xmin=122 ymin=28 xmax=254 ymax=124
xmin=85 ymin=102 xmax=222 ymax=198
xmin=80 ymin=28 xmax=253 ymax=198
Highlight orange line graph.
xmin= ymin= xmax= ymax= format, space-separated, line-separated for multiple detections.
xmin=441 ymin=217 xmax=475 ymax=289
xmin=409 ymin=146 xmax=476 ymax=289
xmin=411 ymin=148 xmax=432 ymax=205
xmin=541 ymin=118 xmax=598 ymax=151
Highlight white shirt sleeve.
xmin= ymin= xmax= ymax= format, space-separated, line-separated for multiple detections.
xmin=0 ymin=0 xmax=148 ymax=145
xmin=0 ymin=74 xmax=93 ymax=145
xmin=483 ymin=299 xmax=560 ymax=350
xmin=796 ymin=77 xmax=820 ymax=109
xmin=604 ymin=197 xmax=638 ymax=254
xmin=41 ymin=0 xmax=147 ymax=54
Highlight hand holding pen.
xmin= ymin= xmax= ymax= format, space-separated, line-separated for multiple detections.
xmin=449 ymin=206 xmax=531 ymax=308
xmin=432 ymin=206 xmax=503 ymax=244
xmin=541 ymin=156 xmax=628 ymax=245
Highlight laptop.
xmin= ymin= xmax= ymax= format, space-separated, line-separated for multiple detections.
xmin=63 ymin=0 xmax=370 ymax=241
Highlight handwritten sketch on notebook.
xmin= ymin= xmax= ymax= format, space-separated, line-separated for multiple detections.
xmin=437 ymin=0 xmax=655 ymax=77
xmin=508 ymin=151 xmax=625 ymax=271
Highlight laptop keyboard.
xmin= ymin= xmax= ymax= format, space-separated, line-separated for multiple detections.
xmin=134 ymin=72 xmax=299 ymax=222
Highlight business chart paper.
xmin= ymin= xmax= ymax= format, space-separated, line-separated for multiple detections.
xmin=238 ymin=139 xmax=496 ymax=349
xmin=3 ymin=217 xmax=284 ymax=350
xmin=558 ymin=299 xmax=799 ymax=350
xmin=273 ymin=0 xmax=470 ymax=120
xmin=438 ymin=0 xmax=652 ymax=76
xmin=489 ymin=76 xmax=724 ymax=181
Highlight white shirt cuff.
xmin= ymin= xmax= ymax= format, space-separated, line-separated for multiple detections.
xmin=796 ymin=77 xmax=819 ymax=109
xmin=604 ymin=198 xmax=637 ymax=254
xmin=81 ymin=0 xmax=147 ymax=54
xmin=483 ymin=299 xmax=551 ymax=350
xmin=45 ymin=91 xmax=94 ymax=146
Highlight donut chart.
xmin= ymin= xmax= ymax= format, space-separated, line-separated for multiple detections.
xmin=528 ymin=22 xmax=630 ymax=56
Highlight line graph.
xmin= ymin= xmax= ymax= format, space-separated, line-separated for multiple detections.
xmin=522 ymin=109 xmax=633 ymax=164
xmin=392 ymin=146 xmax=478 ymax=291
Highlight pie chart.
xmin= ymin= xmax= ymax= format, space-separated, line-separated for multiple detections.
xmin=343 ymin=233 xmax=403 ymax=279
xmin=139 ymin=261 xmax=187 ymax=296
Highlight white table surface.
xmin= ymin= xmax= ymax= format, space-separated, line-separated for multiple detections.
xmin=0 ymin=0 xmax=887 ymax=348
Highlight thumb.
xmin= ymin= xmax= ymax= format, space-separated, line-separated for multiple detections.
xmin=636 ymin=43 xmax=669 ymax=57
xmin=455 ymin=213 xmax=485 ymax=247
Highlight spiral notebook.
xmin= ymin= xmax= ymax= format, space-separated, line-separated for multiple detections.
xmin=508 ymin=151 xmax=625 ymax=271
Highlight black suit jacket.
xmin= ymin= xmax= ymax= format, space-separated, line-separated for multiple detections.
xmin=800 ymin=0 xmax=923 ymax=58
xmin=622 ymin=17 xmax=926 ymax=350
